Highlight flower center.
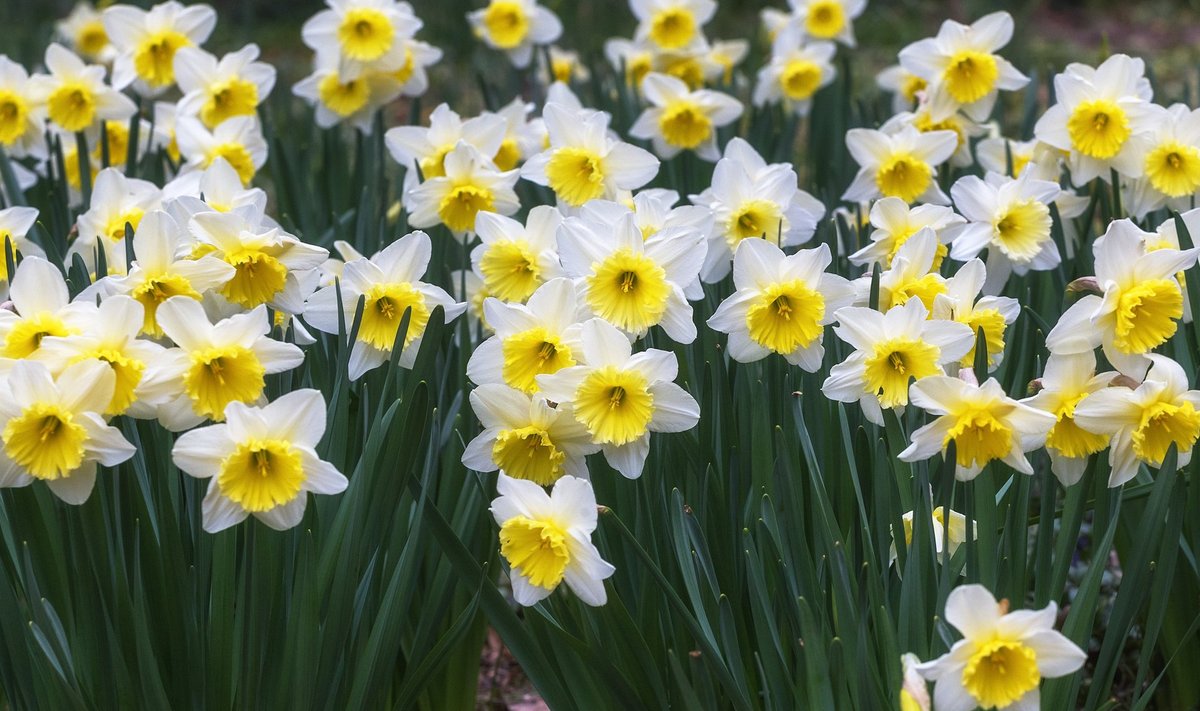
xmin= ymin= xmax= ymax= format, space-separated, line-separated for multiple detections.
xmin=133 ymin=30 xmax=191 ymax=87
xmin=1112 ymin=278 xmax=1183 ymax=354
xmin=206 ymin=142 xmax=256 ymax=185
xmin=358 ymin=282 xmax=430 ymax=351
xmin=1046 ymin=391 xmax=1110 ymax=459
xmin=901 ymin=74 xmax=927 ymax=104
xmin=0 ymin=91 xmax=28 ymax=145
xmin=217 ymin=439 xmax=305 ymax=512
xmin=875 ymin=153 xmax=933 ymax=203
xmin=201 ymin=77 xmax=259 ymax=129
xmin=2 ymin=404 xmax=88 ymax=481
xmin=649 ymin=7 xmax=696 ymax=50
xmin=727 ymin=200 xmax=784 ymax=246
xmin=77 ymin=21 xmax=109 ymax=57
xmin=863 ymin=337 xmax=940 ymax=408
xmin=3 ymin=313 xmax=73 ymax=359
xmin=338 ymin=8 xmax=394 ymax=61
xmin=573 ymin=366 xmax=655 ymax=445
xmin=745 ymin=280 xmax=825 ymax=354
xmin=438 ymin=183 xmax=496 ymax=233
xmin=546 ymin=147 xmax=606 ymax=206
xmin=659 ymin=100 xmax=713 ymax=149
xmin=219 ymin=247 xmax=287 ymax=308
xmin=957 ymin=307 xmax=1008 ymax=369
xmin=882 ymin=275 xmax=946 ymax=313
xmin=493 ymin=138 xmax=522 ymax=172
xmin=318 ymin=73 xmax=370 ymax=117
xmin=183 ymin=345 xmax=266 ymax=421
xmin=779 ymin=59 xmax=823 ymax=101
xmin=492 ymin=426 xmax=566 ymax=485
xmin=805 ymin=0 xmax=845 ymax=38
xmin=962 ymin=638 xmax=1041 ymax=709
xmin=499 ymin=516 xmax=570 ymax=589
xmin=482 ymin=1 xmax=530 ymax=49
xmin=103 ymin=207 xmax=145 ymax=243
xmin=480 ymin=239 xmax=542 ymax=302
xmin=132 ymin=273 xmax=201 ymax=337
xmin=1132 ymin=399 xmax=1200 ymax=466
xmin=1067 ymin=99 xmax=1130 ymax=159
xmin=501 ymin=327 xmax=576 ymax=394
xmin=586 ymin=249 xmax=670 ymax=334
xmin=943 ymin=50 xmax=999 ymax=104
xmin=47 ymin=82 xmax=97 ymax=133
xmin=944 ymin=404 xmax=1014 ymax=468
xmin=77 ymin=348 xmax=146 ymax=416
xmin=992 ymin=199 xmax=1051 ymax=262
xmin=1145 ymin=141 xmax=1200 ymax=198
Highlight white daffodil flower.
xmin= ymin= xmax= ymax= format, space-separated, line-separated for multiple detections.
xmin=849 ymin=197 xmax=964 ymax=270
xmin=174 ymin=44 xmax=276 ymax=130
xmin=753 ymin=27 xmax=836 ymax=117
xmin=404 ymin=141 xmax=520 ymax=238
xmin=73 ymin=167 xmax=162 ymax=274
xmin=300 ymin=0 xmax=422 ymax=81
xmin=0 ymin=207 xmax=46 ymax=293
xmin=842 ymin=124 xmax=957 ymax=205
xmin=56 ymin=2 xmax=116 ymax=64
xmin=469 ymin=206 xmax=564 ymax=304
xmin=788 ymin=0 xmax=865 ymax=46
xmin=467 ymin=0 xmax=562 ymax=69
xmin=933 ymin=259 xmax=1020 ymax=371
xmin=103 ymin=1 xmax=217 ymax=96
xmin=0 ymin=57 xmax=47 ymax=160
xmin=385 ymin=103 xmax=506 ymax=181
xmin=629 ymin=73 xmax=743 ymax=161
xmin=1025 ymin=351 xmax=1116 ymax=486
xmin=0 ymin=257 xmax=98 ymax=360
xmin=175 ymin=115 xmax=269 ymax=185
xmin=31 ymin=43 xmax=136 ymax=134
xmin=630 ymin=0 xmax=715 ymax=52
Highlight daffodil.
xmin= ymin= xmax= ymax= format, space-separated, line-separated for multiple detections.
xmin=629 ymin=73 xmax=743 ymax=161
xmin=1025 ymin=351 xmax=1115 ymax=486
xmin=537 ymin=318 xmax=699 ymax=478
xmin=172 ymin=388 xmax=347 ymax=532
xmin=189 ymin=205 xmax=328 ymax=310
xmin=73 ymin=167 xmax=162 ymax=274
xmin=31 ymin=43 xmax=136 ymax=134
xmin=752 ymin=27 xmax=836 ymax=116
xmin=787 ymin=0 xmax=865 ymax=45
xmin=1033 ymin=53 xmax=1154 ymax=185
xmin=848 ymin=197 xmax=964 ymax=270
xmin=626 ymin=188 xmax=713 ymax=246
xmin=301 ymin=0 xmax=422 ymax=81
xmin=521 ymin=103 xmax=659 ymax=208
xmin=933 ymin=259 xmax=1020 ymax=370
xmin=468 ymin=0 xmax=562 ymax=68
xmin=823 ymin=298 xmax=974 ymax=425
xmin=163 ymin=156 xmax=269 ymax=218
xmin=890 ymin=502 xmax=968 ymax=567
xmin=56 ymin=2 xmax=116 ymax=64
xmin=175 ymin=115 xmax=269 ymax=185
xmin=470 ymin=206 xmax=563 ymax=303
xmin=882 ymin=103 xmax=986 ymax=169
xmin=97 ymin=209 xmax=235 ymax=337
xmin=103 ymin=1 xmax=218 ymax=96
xmin=385 ymin=103 xmax=505 ymax=181
xmin=604 ymin=37 xmax=655 ymax=89
xmin=948 ymin=171 xmax=1062 ymax=293
xmin=916 ymin=584 xmax=1086 ymax=711
xmin=557 ymin=204 xmax=704 ymax=342
xmin=0 ymin=57 xmax=46 ymax=159
xmin=876 ymin=64 xmax=927 ymax=114
xmin=843 ymin=124 xmax=957 ymax=205
xmin=174 ymin=44 xmax=276 ymax=130
xmin=490 ymin=473 xmax=614 ymax=606
xmin=153 ymin=297 xmax=305 ymax=431
xmin=1046 ymin=218 xmax=1198 ymax=378
xmin=303 ymin=230 xmax=465 ymax=379
xmin=0 ymin=207 xmax=46 ymax=291
xmin=898 ymin=11 xmax=1028 ymax=121
xmin=707 ymin=240 xmax=853 ymax=369
xmin=900 ymin=375 xmax=1055 ymax=480
xmin=899 ymin=653 xmax=931 ymax=711
xmin=703 ymin=39 xmax=749 ymax=85
xmin=1138 ymin=103 xmax=1200 ymax=200
xmin=467 ymin=278 xmax=584 ymax=393
xmin=293 ymin=61 xmax=398 ymax=133
xmin=631 ymin=0 xmax=714 ymax=52
xmin=865 ymin=228 xmax=949 ymax=312
xmin=463 ymin=384 xmax=598 ymax=484
xmin=690 ymin=137 xmax=824 ymax=282
xmin=538 ymin=45 xmax=590 ymax=86
xmin=404 ymin=141 xmax=520 ymax=238
xmin=0 ymin=257 xmax=97 ymax=360
xmin=0 ymin=360 xmax=136 ymax=504
xmin=1073 ymin=354 xmax=1200 ymax=487
xmin=490 ymin=98 xmax=540 ymax=171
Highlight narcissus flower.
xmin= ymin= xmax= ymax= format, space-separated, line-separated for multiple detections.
xmin=898 ymin=12 xmax=1028 ymax=121
xmin=868 ymin=228 xmax=949 ymax=312
xmin=56 ymin=2 xmax=116 ymax=63
xmin=470 ymin=206 xmax=563 ymax=303
xmin=103 ymin=1 xmax=217 ymax=96
xmin=787 ymin=0 xmax=865 ymax=45
xmin=174 ymin=44 xmax=276 ymax=129
xmin=823 ymin=298 xmax=974 ymax=425
xmin=0 ymin=58 xmax=46 ymax=158
xmin=301 ymin=0 xmax=422 ymax=81
xmin=490 ymin=474 xmax=614 ymax=606
xmin=1034 ymin=53 xmax=1154 ymax=185
xmin=537 ymin=318 xmax=699 ymax=478
xmin=385 ymin=103 xmax=505 ymax=181
xmin=1026 ymin=351 xmax=1115 ymax=486
xmin=304 ymin=230 xmax=465 ymax=379
xmin=876 ymin=64 xmax=927 ymax=114
xmin=467 ymin=0 xmax=562 ymax=68
xmin=1046 ymin=219 xmax=1198 ymax=378
xmin=176 ymin=115 xmax=269 ymax=185
xmin=707 ymin=240 xmax=853 ymax=369
xmin=752 ymin=28 xmax=836 ymax=117
xmin=629 ymin=73 xmax=743 ymax=161
xmin=1138 ymin=103 xmax=1200 ymax=200
xmin=631 ymin=0 xmax=715 ymax=52
xmin=843 ymin=125 xmax=957 ymax=205
xmin=521 ymin=103 xmax=659 ymax=208
xmin=31 ymin=43 xmax=136 ymax=133
xmin=0 ymin=207 xmax=46 ymax=289
xmin=405 ymin=141 xmax=520 ymax=237
xmin=73 ymin=167 xmax=162 ymax=274
xmin=557 ymin=205 xmax=704 ymax=342
xmin=467 ymin=278 xmax=584 ymax=393
xmin=172 ymin=389 xmax=347 ymax=532
xmin=948 ymin=172 xmax=1062 ymax=292
xmin=900 ymin=375 xmax=1055 ymax=480
xmin=462 ymin=384 xmax=598 ymax=484
xmin=1073 ymin=354 xmax=1200 ymax=487
xmin=153 ymin=297 xmax=304 ymax=431
xmin=848 ymin=197 xmax=964 ymax=270
xmin=916 ymin=584 xmax=1085 ymax=711
xmin=933 ymin=259 xmax=1019 ymax=371
xmin=690 ymin=137 xmax=824 ymax=282
xmin=0 ymin=257 xmax=96 ymax=360
xmin=0 ymin=360 xmax=136 ymax=504
xmin=890 ymin=501 xmax=968 ymax=567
